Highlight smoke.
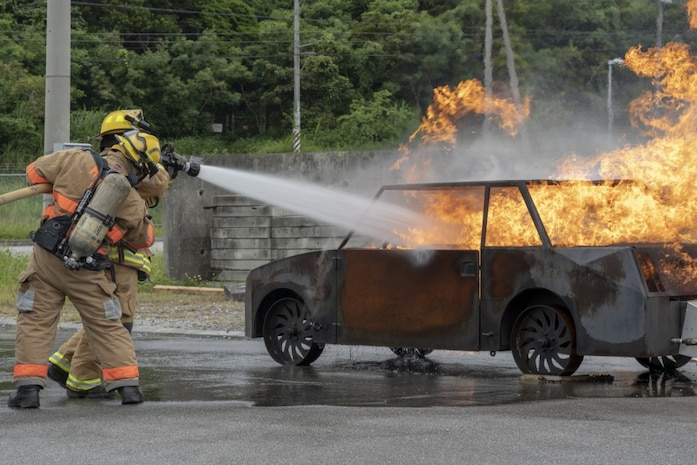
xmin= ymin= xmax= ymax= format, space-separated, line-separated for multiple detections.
xmin=408 ymin=248 xmax=436 ymax=267
xmin=393 ymin=114 xmax=628 ymax=184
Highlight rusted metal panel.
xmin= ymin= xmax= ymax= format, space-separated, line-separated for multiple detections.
xmin=335 ymin=249 xmax=479 ymax=349
xmin=479 ymin=245 xmax=692 ymax=356
xmin=245 ymin=251 xmax=337 ymax=338
xmin=677 ymin=301 xmax=697 ymax=358
xmin=633 ymin=243 xmax=697 ymax=296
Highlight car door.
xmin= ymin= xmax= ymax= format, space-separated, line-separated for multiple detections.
xmin=334 ymin=248 xmax=480 ymax=350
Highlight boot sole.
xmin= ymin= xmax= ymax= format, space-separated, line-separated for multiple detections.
xmin=8 ymin=396 xmax=40 ymax=409
xmin=66 ymin=388 xmax=114 ymax=399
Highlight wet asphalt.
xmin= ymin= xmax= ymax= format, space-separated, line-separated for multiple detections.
xmin=1 ymin=325 xmax=697 ymax=464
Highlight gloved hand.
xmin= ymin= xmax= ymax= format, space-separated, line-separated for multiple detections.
xmin=160 ymin=143 xmax=190 ymax=179
xmin=171 ymin=152 xmax=189 ymax=171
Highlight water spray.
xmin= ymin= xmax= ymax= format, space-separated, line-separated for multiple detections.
xmin=195 ymin=165 xmax=434 ymax=246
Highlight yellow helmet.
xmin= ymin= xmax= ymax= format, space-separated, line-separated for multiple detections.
xmin=97 ymin=109 xmax=144 ymax=138
xmin=115 ymin=129 xmax=161 ymax=165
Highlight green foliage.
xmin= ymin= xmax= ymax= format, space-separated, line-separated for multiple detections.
xmin=70 ymin=110 xmax=107 ymax=144
xmin=336 ymin=90 xmax=418 ymax=147
xmin=169 ymin=135 xmax=243 ymax=155
xmin=0 ymin=111 xmax=42 ymax=163
xmin=0 ymin=175 xmax=45 ymax=239
xmin=0 ymin=248 xmax=209 ymax=308
xmin=0 ymin=248 xmax=28 ymax=307
xmin=0 ymin=1 xmax=696 ymax=161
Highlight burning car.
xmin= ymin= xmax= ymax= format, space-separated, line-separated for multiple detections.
xmin=245 ymin=179 xmax=697 ymax=375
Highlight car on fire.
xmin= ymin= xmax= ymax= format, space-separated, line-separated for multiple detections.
xmin=245 ymin=179 xmax=697 ymax=375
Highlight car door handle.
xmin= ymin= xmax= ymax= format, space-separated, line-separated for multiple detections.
xmin=460 ymin=261 xmax=477 ymax=277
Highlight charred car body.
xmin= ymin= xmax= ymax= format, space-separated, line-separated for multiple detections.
xmin=245 ymin=180 xmax=697 ymax=375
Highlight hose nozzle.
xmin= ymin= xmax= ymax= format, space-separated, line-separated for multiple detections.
xmin=186 ymin=161 xmax=201 ymax=177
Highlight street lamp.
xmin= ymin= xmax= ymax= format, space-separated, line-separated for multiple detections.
xmin=607 ymin=58 xmax=624 ymax=149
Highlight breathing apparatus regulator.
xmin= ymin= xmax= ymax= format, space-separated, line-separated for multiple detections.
xmin=116 ymin=127 xmax=162 ymax=180
xmin=115 ymin=114 xmax=201 ymax=180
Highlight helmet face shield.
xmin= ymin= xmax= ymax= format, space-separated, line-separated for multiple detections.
xmin=116 ymin=129 xmax=161 ymax=166
xmin=141 ymin=133 xmax=161 ymax=164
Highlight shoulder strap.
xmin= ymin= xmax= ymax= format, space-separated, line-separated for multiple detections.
xmin=88 ymin=148 xmax=111 ymax=181
xmin=95 ymin=149 xmax=139 ymax=187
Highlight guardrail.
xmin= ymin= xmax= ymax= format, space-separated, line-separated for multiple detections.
xmin=0 ymin=164 xmax=27 ymax=175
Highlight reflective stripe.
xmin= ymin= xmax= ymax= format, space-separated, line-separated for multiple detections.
xmin=48 ymin=352 xmax=71 ymax=372
xmin=52 ymin=191 xmax=79 ymax=215
xmin=102 ymin=365 xmax=139 ymax=381
xmin=26 ymin=163 xmax=49 ymax=184
xmin=107 ymin=248 xmax=152 ymax=273
xmin=106 ymin=226 xmax=125 ymax=243
xmin=126 ymin=224 xmax=155 ymax=249
xmin=14 ymin=363 xmax=48 ymax=378
xmin=67 ymin=374 xmax=102 ymax=391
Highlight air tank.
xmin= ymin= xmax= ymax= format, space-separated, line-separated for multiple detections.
xmin=66 ymin=173 xmax=131 ymax=268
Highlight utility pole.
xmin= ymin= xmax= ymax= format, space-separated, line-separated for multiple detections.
xmin=607 ymin=58 xmax=624 ymax=149
xmin=481 ymin=0 xmax=494 ymax=137
xmin=656 ymin=0 xmax=672 ymax=47
xmin=293 ymin=0 xmax=301 ymax=153
xmin=44 ymin=0 xmax=71 ymax=154
xmin=495 ymin=0 xmax=530 ymax=154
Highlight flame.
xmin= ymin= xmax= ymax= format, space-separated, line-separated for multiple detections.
xmin=389 ymin=8 xmax=697 ymax=274
xmin=408 ymin=79 xmax=530 ymax=147
xmin=689 ymin=0 xmax=697 ymax=29
xmin=390 ymin=79 xmax=530 ymax=195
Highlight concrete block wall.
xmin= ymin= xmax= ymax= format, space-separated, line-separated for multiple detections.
xmin=209 ymin=195 xmax=347 ymax=281
xmin=162 ymin=150 xmax=404 ymax=283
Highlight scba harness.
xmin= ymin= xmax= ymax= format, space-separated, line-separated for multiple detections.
xmin=31 ymin=151 xmax=137 ymax=271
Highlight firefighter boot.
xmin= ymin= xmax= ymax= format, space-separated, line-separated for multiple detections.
xmin=47 ymin=363 xmax=68 ymax=389
xmin=66 ymin=385 xmax=114 ymax=399
xmin=117 ymin=386 xmax=144 ymax=405
xmin=8 ymin=385 xmax=41 ymax=409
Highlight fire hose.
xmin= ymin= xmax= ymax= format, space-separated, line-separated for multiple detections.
xmin=0 ymin=183 xmax=52 ymax=206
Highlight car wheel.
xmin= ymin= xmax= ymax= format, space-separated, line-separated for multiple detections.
xmin=390 ymin=348 xmax=433 ymax=358
xmin=511 ymin=304 xmax=583 ymax=376
xmin=262 ymin=297 xmax=324 ymax=366
xmin=635 ymin=355 xmax=692 ymax=372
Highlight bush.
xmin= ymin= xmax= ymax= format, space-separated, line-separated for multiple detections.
xmin=336 ymin=90 xmax=418 ymax=147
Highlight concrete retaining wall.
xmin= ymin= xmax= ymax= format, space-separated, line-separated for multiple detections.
xmin=162 ymin=150 xmax=402 ymax=282
xmin=209 ymin=195 xmax=347 ymax=281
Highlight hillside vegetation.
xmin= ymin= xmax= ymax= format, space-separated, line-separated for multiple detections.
xmin=1 ymin=1 xmax=693 ymax=166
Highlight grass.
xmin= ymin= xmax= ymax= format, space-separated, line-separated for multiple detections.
xmin=0 ymin=247 xmax=218 ymax=309
xmin=0 ymin=175 xmax=43 ymax=240
xmin=0 ymin=246 xmax=241 ymax=331
xmin=0 ymin=248 xmax=29 ymax=308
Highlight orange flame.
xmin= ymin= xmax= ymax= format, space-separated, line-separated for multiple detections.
xmin=392 ymin=79 xmax=530 ymax=183
xmin=391 ymin=11 xmax=697 ymax=269
xmin=407 ymin=79 xmax=530 ymax=148
xmin=689 ymin=0 xmax=697 ymax=29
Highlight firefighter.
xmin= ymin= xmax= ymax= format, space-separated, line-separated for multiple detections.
xmin=8 ymin=127 xmax=162 ymax=408
xmin=46 ymin=110 xmax=192 ymax=398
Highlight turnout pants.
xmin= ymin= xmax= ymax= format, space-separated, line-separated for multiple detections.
xmin=13 ymin=246 xmax=139 ymax=391
xmin=49 ymin=264 xmax=138 ymax=391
